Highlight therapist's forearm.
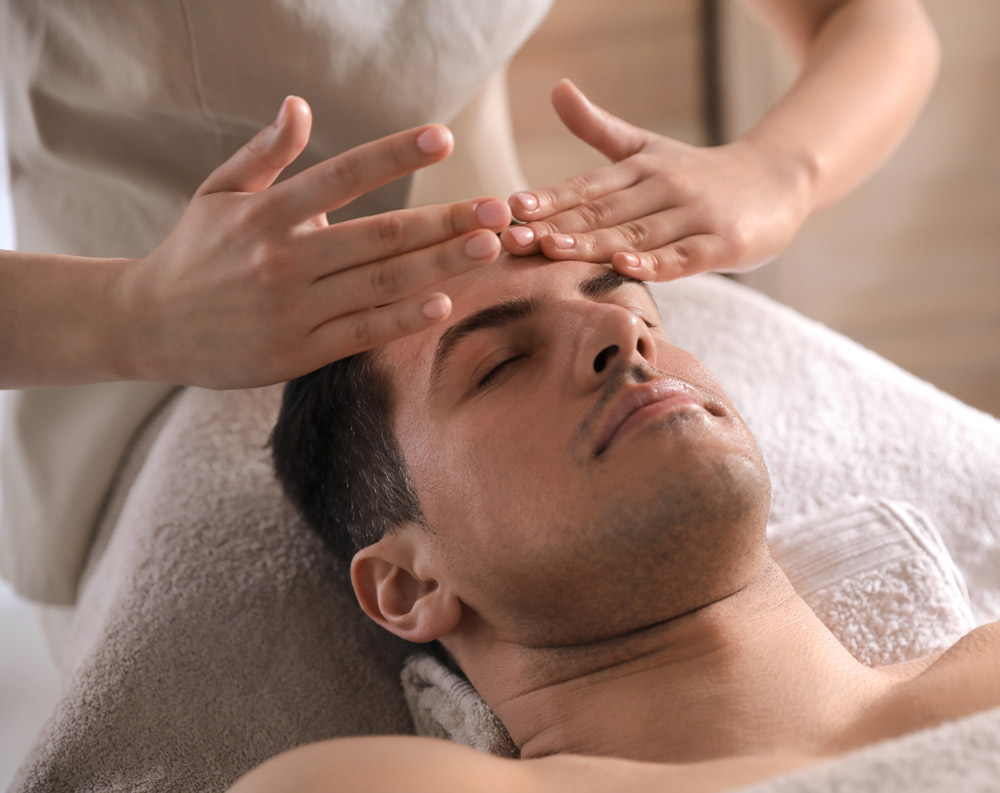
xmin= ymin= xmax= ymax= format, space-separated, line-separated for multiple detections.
xmin=740 ymin=0 xmax=940 ymax=212
xmin=0 ymin=250 xmax=136 ymax=388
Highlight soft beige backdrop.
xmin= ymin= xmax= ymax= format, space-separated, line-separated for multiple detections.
xmin=508 ymin=0 xmax=999 ymax=417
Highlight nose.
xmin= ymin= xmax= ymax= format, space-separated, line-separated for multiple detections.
xmin=573 ymin=303 xmax=657 ymax=387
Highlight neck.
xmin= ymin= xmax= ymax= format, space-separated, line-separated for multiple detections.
xmin=463 ymin=560 xmax=899 ymax=763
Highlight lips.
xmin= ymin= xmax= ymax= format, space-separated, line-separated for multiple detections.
xmin=593 ymin=379 xmax=703 ymax=456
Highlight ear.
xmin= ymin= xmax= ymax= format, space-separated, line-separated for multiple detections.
xmin=350 ymin=530 xmax=461 ymax=644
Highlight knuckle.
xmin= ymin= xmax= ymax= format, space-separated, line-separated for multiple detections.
xmin=389 ymin=136 xmax=411 ymax=170
xmin=444 ymin=203 xmax=466 ymax=237
xmin=670 ymin=242 xmax=693 ymax=269
xmin=532 ymin=219 xmax=562 ymax=238
xmin=574 ymin=200 xmax=611 ymax=230
xmin=349 ymin=315 xmax=376 ymax=350
xmin=370 ymin=213 xmax=408 ymax=254
xmin=657 ymin=169 xmax=696 ymax=199
xmin=618 ymin=220 xmax=650 ymax=249
xmin=535 ymin=188 xmax=559 ymax=211
xmin=325 ymin=152 xmax=365 ymax=191
xmin=390 ymin=307 xmax=413 ymax=338
xmin=369 ymin=260 xmax=406 ymax=298
xmin=565 ymin=173 xmax=594 ymax=201
xmin=244 ymin=131 xmax=287 ymax=173
xmin=244 ymin=129 xmax=269 ymax=157
xmin=236 ymin=197 xmax=271 ymax=230
xmin=651 ymin=247 xmax=686 ymax=279
xmin=727 ymin=221 xmax=751 ymax=254
xmin=438 ymin=241 xmax=468 ymax=274
xmin=246 ymin=240 xmax=282 ymax=283
xmin=623 ymin=155 xmax=647 ymax=179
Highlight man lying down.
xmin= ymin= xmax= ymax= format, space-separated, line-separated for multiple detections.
xmin=247 ymin=253 xmax=999 ymax=793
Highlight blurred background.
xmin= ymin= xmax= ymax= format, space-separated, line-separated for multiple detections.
xmin=508 ymin=0 xmax=1000 ymax=418
xmin=0 ymin=85 xmax=61 ymax=789
xmin=0 ymin=1 xmax=997 ymax=786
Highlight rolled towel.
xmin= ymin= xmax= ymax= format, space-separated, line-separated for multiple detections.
xmin=769 ymin=497 xmax=976 ymax=666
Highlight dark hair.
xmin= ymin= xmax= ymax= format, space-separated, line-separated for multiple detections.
xmin=270 ymin=350 xmax=424 ymax=566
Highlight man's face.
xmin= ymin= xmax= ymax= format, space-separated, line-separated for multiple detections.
xmin=380 ymin=255 xmax=771 ymax=646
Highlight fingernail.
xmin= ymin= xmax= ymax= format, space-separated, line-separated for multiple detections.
xmin=619 ymin=253 xmax=642 ymax=270
xmin=416 ymin=126 xmax=452 ymax=154
xmin=509 ymin=225 xmax=535 ymax=248
xmin=550 ymin=234 xmax=575 ymax=250
xmin=475 ymin=199 xmax=508 ymax=228
xmin=464 ymin=232 xmax=496 ymax=259
xmin=275 ymin=96 xmax=294 ymax=128
xmin=422 ymin=296 xmax=450 ymax=319
xmin=512 ymin=192 xmax=538 ymax=212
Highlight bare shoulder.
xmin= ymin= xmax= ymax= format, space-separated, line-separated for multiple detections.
xmin=870 ymin=620 xmax=1000 ymax=740
xmin=228 ymin=734 xmax=822 ymax=793
xmin=532 ymin=752 xmax=823 ymax=793
xmin=918 ymin=619 xmax=1000 ymax=680
xmin=228 ymin=735 xmax=534 ymax=793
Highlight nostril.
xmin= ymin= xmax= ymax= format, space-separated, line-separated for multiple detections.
xmin=593 ymin=344 xmax=619 ymax=373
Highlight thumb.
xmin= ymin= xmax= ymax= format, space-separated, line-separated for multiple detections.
xmin=197 ymin=95 xmax=312 ymax=197
xmin=551 ymin=79 xmax=650 ymax=163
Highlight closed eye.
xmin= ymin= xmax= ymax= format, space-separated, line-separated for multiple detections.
xmin=477 ymin=355 xmax=524 ymax=388
xmin=627 ymin=306 xmax=657 ymax=329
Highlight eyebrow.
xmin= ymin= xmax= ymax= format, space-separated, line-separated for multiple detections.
xmin=429 ymin=270 xmax=653 ymax=387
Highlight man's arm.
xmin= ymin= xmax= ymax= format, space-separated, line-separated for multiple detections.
xmin=227 ymin=736 xmax=534 ymax=793
xmin=227 ymin=734 xmax=822 ymax=793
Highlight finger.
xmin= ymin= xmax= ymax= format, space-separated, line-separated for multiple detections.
xmin=612 ymin=234 xmax=732 ymax=282
xmin=537 ymin=205 xmax=691 ymax=262
xmin=304 ymin=292 xmax=453 ymax=367
xmin=267 ymin=124 xmax=454 ymax=225
xmin=503 ymin=180 xmax=656 ymax=255
xmin=305 ymin=230 xmax=500 ymax=326
xmin=507 ymin=160 xmax=641 ymax=229
xmin=511 ymin=179 xmax=675 ymax=257
xmin=551 ymin=79 xmax=650 ymax=163
xmin=198 ymin=96 xmax=312 ymax=196
xmin=300 ymin=197 xmax=510 ymax=279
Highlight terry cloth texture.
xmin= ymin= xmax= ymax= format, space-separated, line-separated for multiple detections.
xmin=401 ymin=496 xmax=977 ymax=757
xmin=10 ymin=273 xmax=1000 ymax=791
xmin=771 ymin=498 xmax=976 ymax=665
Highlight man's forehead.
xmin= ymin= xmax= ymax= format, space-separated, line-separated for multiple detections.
xmin=383 ymin=257 xmax=614 ymax=370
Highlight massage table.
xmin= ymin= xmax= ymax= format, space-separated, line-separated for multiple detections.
xmin=8 ymin=272 xmax=1000 ymax=792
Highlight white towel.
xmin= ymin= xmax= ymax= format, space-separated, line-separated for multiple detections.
xmin=769 ymin=497 xmax=976 ymax=665
xmin=401 ymin=496 xmax=976 ymax=756
xmin=653 ymin=275 xmax=1000 ymax=626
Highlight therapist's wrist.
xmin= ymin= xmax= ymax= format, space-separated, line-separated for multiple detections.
xmin=738 ymin=129 xmax=820 ymax=220
xmin=103 ymin=256 xmax=150 ymax=383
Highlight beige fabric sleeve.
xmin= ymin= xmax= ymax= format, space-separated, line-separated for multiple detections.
xmin=0 ymin=0 xmax=552 ymax=604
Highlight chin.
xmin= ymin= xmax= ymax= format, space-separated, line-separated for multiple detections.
xmin=579 ymin=438 xmax=772 ymax=626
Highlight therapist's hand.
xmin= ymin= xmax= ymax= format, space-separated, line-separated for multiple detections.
xmin=501 ymin=80 xmax=814 ymax=282
xmin=125 ymin=96 xmax=510 ymax=389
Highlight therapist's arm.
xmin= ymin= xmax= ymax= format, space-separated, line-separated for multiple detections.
xmin=0 ymin=96 xmax=511 ymax=390
xmin=502 ymin=0 xmax=940 ymax=281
